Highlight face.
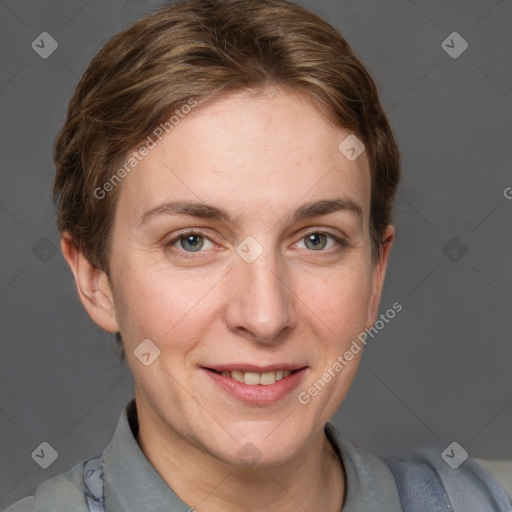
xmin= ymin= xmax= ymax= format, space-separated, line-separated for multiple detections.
xmin=73 ymin=87 xmax=392 ymax=467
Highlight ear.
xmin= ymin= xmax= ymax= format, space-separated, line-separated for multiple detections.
xmin=61 ymin=232 xmax=120 ymax=333
xmin=366 ymin=225 xmax=395 ymax=327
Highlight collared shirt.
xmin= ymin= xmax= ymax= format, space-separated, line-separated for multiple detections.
xmin=4 ymin=398 xmax=402 ymax=511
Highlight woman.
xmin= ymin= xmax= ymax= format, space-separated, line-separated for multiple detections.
xmin=5 ymin=0 xmax=510 ymax=510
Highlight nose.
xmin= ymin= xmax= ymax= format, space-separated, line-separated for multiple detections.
xmin=225 ymin=245 xmax=296 ymax=343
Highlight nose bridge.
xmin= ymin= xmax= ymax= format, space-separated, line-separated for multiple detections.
xmin=226 ymin=238 xmax=294 ymax=342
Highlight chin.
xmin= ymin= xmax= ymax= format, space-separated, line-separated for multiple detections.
xmin=208 ymin=420 xmax=313 ymax=469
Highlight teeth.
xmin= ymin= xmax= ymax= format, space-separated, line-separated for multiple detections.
xmin=231 ymin=371 xmax=245 ymax=383
xmin=244 ymin=372 xmax=260 ymax=385
xmin=216 ymin=369 xmax=295 ymax=385
xmin=259 ymin=371 xmax=276 ymax=385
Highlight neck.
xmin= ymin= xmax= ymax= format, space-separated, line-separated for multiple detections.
xmin=134 ymin=398 xmax=345 ymax=511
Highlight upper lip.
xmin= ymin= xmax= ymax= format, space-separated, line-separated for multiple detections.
xmin=203 ymin=363 xmax=308 ymax=373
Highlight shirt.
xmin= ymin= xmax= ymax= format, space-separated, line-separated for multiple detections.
xmin=3 ymin=398 xmax=404 ymax=511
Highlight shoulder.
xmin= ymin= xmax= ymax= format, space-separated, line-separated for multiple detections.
xmin=324 ymin=422 xmax=511 ymax=512
xmin=3 ymin=460 xmax=89 ymax=512
xmin=384 ymin=449 xmax=512 ymax=512
xmin=475 ymin=458 xmax=512 ymax=502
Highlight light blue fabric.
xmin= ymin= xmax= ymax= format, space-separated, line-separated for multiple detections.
xmin=385 ymin=451 xmax=512 ymax=512
xmin=385 ymin=456 xmax=451 ymax=511
xmin=82 ymin=455 xmax=105 ymax=512
xmin=385 ymin=450 xmax=512 ymax=512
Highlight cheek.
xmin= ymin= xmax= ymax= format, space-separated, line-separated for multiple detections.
xmin=293 ymin=267 xmax=373 ymax=425
xmin=298 ymin=263 xmax=374 ymax=338
xmin=111 ymin=259 xmax=226 ymax=349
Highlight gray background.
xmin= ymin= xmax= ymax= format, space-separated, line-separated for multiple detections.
xmin=1 ymin=0 xmax=511 ymax=508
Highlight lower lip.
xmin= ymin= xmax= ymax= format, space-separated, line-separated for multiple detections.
xmin=202 ymin=368 xmax=308 ymax=405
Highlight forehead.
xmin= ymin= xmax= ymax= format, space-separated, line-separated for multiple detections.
xmin=115 ymin=88 xmax=371 ymax=225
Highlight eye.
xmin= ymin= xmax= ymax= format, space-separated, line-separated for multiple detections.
xmin=166 ymin=231 xmax=215 ymax=253
xmin=296 ymin=231 xmax=345 ymax=252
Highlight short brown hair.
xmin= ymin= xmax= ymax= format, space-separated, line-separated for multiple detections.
xmin=53 ymin=0 xmax=400 ymax=270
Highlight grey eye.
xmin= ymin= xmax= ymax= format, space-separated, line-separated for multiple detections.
xmin=179 ymin=234 xmax=205 ymax=252
xmin=304 ymin=233 xmax=328 ymax=250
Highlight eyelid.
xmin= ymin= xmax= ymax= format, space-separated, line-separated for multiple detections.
xmin=298 ymin=226 xmax=347 ymax=240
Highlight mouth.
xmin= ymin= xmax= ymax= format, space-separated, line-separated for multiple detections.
xmin=201 ymin=364 xmax=308 ymax=404
xmin=205 ymin=368 xmax=302 ymax=386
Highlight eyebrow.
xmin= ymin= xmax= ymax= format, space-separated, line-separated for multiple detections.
xmin=138 ymin=197 xmax=362 ymax=227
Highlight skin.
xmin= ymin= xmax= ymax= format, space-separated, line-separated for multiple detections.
xmin=62 ymin=86 xmax=394 ymax=511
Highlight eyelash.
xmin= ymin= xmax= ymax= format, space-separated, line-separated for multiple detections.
xmin=164 ymin=228 xmax=348 ymax=259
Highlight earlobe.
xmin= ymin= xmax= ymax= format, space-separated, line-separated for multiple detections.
xmin=61 ymin=233 xmax=120 ymax=333
xmin=366 ymin=225 xmax=395 ymax=327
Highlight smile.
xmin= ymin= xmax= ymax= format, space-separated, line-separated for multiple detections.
xmin=209 ymin=369 xmax=294 ymax=385
xmin=202 ymin=365 xmax=308 ymax=405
